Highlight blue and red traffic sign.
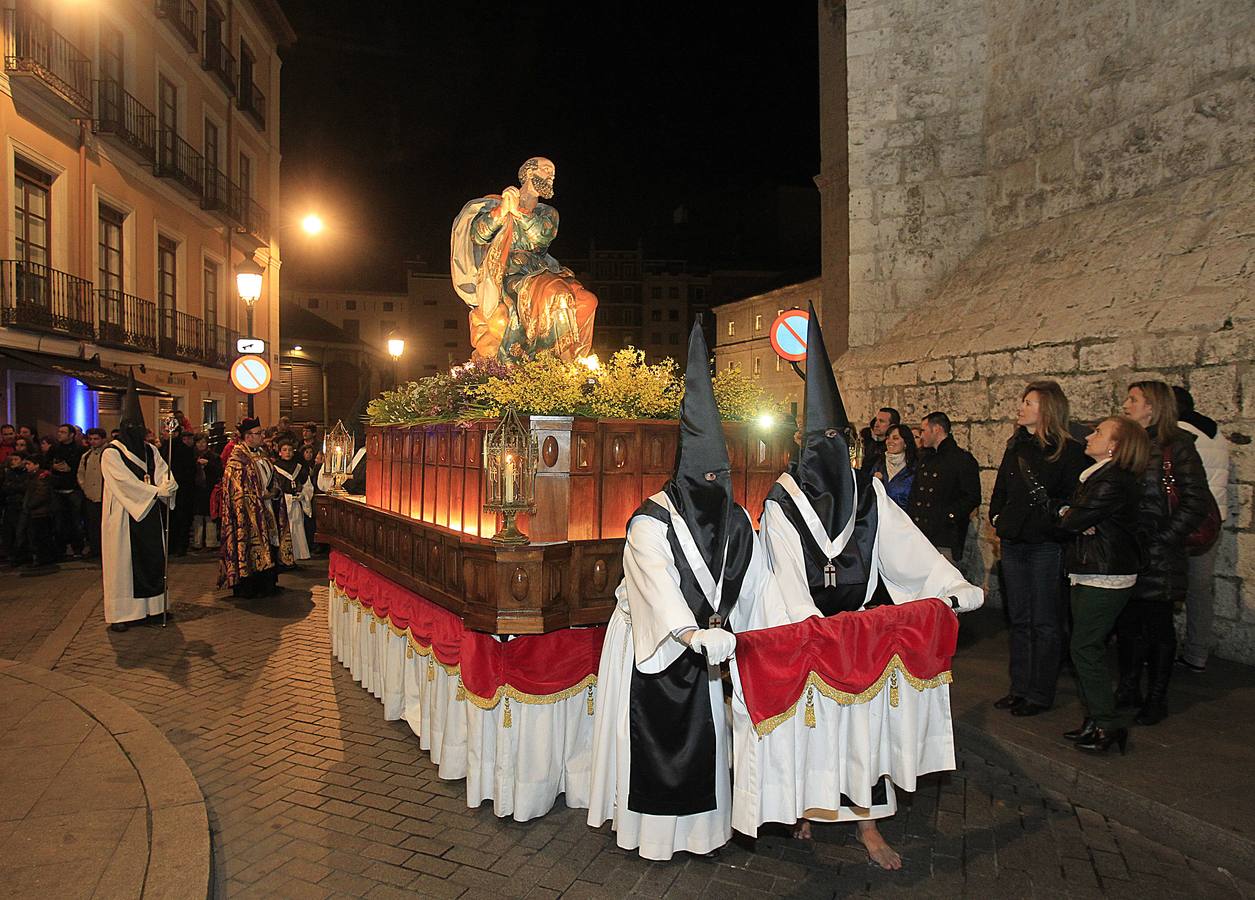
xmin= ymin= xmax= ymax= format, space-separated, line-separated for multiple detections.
xmin=769 ymin=309 xmax=810 ymax=362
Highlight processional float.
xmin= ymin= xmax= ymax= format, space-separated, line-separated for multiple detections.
xmin=316 ymin=158 xmax=961 ymax=826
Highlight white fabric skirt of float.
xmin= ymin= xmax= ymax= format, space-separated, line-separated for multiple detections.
xmin=729 ymin=663 xmax=954 ymax=838
xmin=327 ymin=581 xmax=593 ymax=822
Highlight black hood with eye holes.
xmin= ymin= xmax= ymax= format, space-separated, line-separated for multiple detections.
xmin=117 ymin=371 xmax=148 ymax=457
xmin=795 ymin=302 xmax=855 ymax=537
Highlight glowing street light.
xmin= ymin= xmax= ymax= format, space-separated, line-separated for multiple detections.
xmin=235 ymin=257 xmax=264 ymax=309
xmin=387 ymin=333 xmax=405 ymax=388
xmin=301 ymin=213 xmax=325 ymax=236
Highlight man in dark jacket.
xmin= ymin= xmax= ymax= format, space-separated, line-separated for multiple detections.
xmin=1 ymin=452 xmax=28 ymax=564
xmin=859 ymin=407 xmax=900 ymax=474
xmin=48 ymin=423 xmax=85 ymax=558
xmin=908 ymin=412 xmax=981 ymax=561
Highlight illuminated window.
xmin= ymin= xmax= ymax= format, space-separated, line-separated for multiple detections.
xmin=753 ymin=357 xmax=761 ymax=375
xmin=754 ymin=314 xmax=762 ymax=331
xmin=727 ymin=321 xmax=735 ymax=337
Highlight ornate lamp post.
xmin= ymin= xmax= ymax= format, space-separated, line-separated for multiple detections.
xmin=235 ymin=257 xmax=264 ymax=416
xmin=323 ymin=419 xmax=355 ymax=495
xmin=386 ymin=333 xmax=405 ymax=388
xmin=483 ymin=406 xmax=537 ymax=545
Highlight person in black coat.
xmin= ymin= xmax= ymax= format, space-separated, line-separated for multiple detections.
xmin=908 ymin=411 xmax=981 ymax=560
xmin=989 ymin=381 xmax=1089 ymax=717
xmin=1053 ymin=416 xmax=1150 ymax=754
xmin=1116 ymin=381 xmax=1210 ymax=725
xmin=163 ymin=429 xmax=199 ymax=556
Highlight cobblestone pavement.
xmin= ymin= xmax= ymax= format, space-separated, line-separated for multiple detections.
xmin=39 ymin=557 xmax=1254 ymax=898
xmin=0 ymin=561 xmax=99 ymax=662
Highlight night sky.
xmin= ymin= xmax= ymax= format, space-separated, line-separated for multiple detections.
xmin=277 ymin=4 xmax=820 ymax=290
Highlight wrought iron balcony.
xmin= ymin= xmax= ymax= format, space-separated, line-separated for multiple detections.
xmin=158 ymin=307 xmax=206 ymax=363
xmin=155 ymin=129 xmax=204 ymax=197
xmin=0 ymin=260 xmax=95 ymax=341
xmin=97 ymin=289 xmax=158 ymax=354
xmin=3 ymin=8 xmax=92 ymax=114
xmin=205 ymin=324 xmax=240 ymax=369
xmin=239 ymin=196 xmax=270 ymax=245
xmin=239 ymin=80 xmax=265 ymax=130
xmin=94 ymin=80 xmax=157 ymax=164
xmin=202 ymin=39 xmax=236 ymax=95
xmin=202 ymin=165 xmax=245 ymax=224
xmin=155 ymin=0 xmax=198 ymax=51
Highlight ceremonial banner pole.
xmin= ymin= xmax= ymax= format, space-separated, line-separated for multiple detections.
xmin=162 ymin=414 xmax=178 ymax=628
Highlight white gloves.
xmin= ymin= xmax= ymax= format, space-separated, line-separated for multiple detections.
xmin=155 ymin=480 xmax=178 ymax=498
xmin=688 ymin=628 xmax=737 ymax=665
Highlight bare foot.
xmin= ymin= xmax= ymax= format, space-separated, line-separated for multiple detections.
xmin=856 ymin=821 xmax=902 ymax=870
xmin=792 ymin=820 xmax=813 ymax=840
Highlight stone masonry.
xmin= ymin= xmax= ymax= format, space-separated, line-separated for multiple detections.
xmin=827 ymin=0 xmax=1255 ymax=661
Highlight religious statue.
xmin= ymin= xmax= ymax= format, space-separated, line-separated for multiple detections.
xmin=450 ymin=157 xmax=598 ymax=363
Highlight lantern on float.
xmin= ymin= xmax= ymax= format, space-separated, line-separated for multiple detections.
xmin=483 ymin=406 xmax=537 ymax=545
xmin=323 ymin=420 xmax=355 ymax=495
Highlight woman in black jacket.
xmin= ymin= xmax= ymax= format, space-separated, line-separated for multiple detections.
xmin=1116 ymin=381 xmax=1210 ymax=725
xmin=1054 ymin=416 xmax=1150 ymax=753
xmin=989 ymin=380 xmax=1089 ymax=717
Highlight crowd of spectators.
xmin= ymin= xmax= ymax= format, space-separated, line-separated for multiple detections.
xmin=856 ymin=378 xmax=1225 ymax=755
xmin=0 ymin=413 xmax=328 ymax=571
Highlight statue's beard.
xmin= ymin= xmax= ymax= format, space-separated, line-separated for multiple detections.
xmin=530 ymin=174 xmax=554 ymax=199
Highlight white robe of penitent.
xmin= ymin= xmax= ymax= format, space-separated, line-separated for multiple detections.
xmin=587 ymin=492 xmax=790 ymax=861
xmin=732 ymin=473 xmax=982 ymax=836
xmin=275 ymin=465 xmax=313 ymax=560
xmin=100 ymin=441 xmax=177 ymax=624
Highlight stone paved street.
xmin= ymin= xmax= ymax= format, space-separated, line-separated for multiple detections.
xmin=5 ymin=556 xmax=1250 ymax=898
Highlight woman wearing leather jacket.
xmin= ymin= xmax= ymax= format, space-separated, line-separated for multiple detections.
xmin=1054 ymin=416 xmax=1149 ymax=754
xmin=989 ymin=381 xmax=1089 ymax=717
xmin=1117 ymin=381 xmax=1210 ymax=726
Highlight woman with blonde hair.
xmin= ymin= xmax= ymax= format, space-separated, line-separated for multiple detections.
xmin=1054 ymin=416 xmax=1150 ymax=753
xmin=1117 ymin=381 xmax=1209 ymax=725
xmin=989 ymin=380 xmax=1089 ymax=717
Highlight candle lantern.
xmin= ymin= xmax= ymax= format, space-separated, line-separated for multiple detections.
xmin=845 ymin=426 xmax=864 ymax=470
xmin=323 ymin=420 xmax=355 ymax=495
xmin=483 ymin=406 xmax=538 ymax=545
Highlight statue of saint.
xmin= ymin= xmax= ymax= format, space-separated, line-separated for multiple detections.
xmin=451 ymin=157 xmax=598 ymax=363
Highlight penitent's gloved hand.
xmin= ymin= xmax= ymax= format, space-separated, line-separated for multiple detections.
xmin=688 ymin=628 xmax=737 ymax=664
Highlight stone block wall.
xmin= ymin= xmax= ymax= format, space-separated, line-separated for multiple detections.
xmin=829 ymin=0 xmax=1255 ymax=661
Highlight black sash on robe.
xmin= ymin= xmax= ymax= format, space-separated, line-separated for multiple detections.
xmin=626 ymin=498 xmax=753 ymax=817
xmin=108 ymin=445 xmax=167 ymax=598
xmin=765 ymin=469 xmax=889 ymax=616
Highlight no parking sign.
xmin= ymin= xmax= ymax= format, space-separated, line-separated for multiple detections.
xmin=769 ymin=309 xmax=810 ymax=362
xmin=230 ymin=354 xmax=272 ymax=394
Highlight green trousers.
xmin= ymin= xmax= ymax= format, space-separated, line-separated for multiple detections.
xmin=1069 ymin=583 xmax=1135 ymax=729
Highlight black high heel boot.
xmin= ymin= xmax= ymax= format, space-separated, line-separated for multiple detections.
xmin=1076 ymin=727 xmax=1128 ymax=754
xmin=1136 ymin=641 xmax=1175 ymax=726
xmin=1063 ymin=718 xmax=1096 ymax=741
xmin=1114 ymin=636 xmax=1146 ymax=709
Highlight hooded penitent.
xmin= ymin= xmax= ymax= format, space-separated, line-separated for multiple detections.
xmin=795 ymin=301 xmax=855 ymax=539
xmin=117 ymin=372 xmax=148 ymax=457
xmin=664 ymin=322 xmax=734 ymax=583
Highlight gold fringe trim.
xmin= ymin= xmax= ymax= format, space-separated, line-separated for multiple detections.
xmin=752 ymin=655 xmax=952 ymax=737
xmin=461 ymin=673 xmax=599 ymax=712
xmin=332 ymin=582 xmax=599 ymax=708
xmin=503 ymin=696 xmax=512 ymax=728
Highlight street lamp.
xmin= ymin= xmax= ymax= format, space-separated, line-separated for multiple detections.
xmin=301 ymin=213 xmax=325 ymax=236
xmin=236 ymin=257 xmax=265 ymax=416
xmin=387 ymin=333 xmax=405 ymax=388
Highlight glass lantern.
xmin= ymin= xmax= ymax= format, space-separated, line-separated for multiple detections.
xmin=323 ymin=420 xmax=355 ymax=495
xmin=483 ymin=406 xmax=538 ymax=545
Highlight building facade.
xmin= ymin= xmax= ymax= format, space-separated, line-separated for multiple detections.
xmin=713 ymin=278 xmax=818 ymax=419
xmin=0 ymin=0 xmax=291 ymax=435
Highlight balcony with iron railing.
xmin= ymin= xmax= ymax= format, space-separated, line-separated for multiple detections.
xmin=155 ymin=129 xmax=204 ymax=197
xmin=202 ymin=38 xmax=236 ymax=95
xmin=0 ymin=260 xmax=95 ymax=341
xmin=238 ymin=80 xmax=265 ymax=130
xmin=97 ymin=289 xmax=158 ymax=354
xmin=3 ymin=7 xmax=92 ymax=114
xmin=239 ymin=196 xmax=270 ymax=246
xmin=158 ymin=307 xmax=206 ymax=364
xmin=155 ymin=0 xmax=198 ymax=51
xmin=205 ymin=324 xmax=240 ymax=368
xmin=202 ymin=165 xmax=245 ymax=224
xmin=93 ymin=79 xmax=157 ymax=164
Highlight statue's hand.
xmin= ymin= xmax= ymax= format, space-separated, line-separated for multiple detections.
xmin=500 ymin=186 xmax=521 ymax=216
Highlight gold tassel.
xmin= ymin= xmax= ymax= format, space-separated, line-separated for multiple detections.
xmin=406 ymin=645 xmax=413 ymax=660
xmin=356 ymin=609 xmax=362 ymax=622
xmin=427 ymin=657 xmax=434 ymax=682
xmin=456 ymin=679 xmax=466 ymax=701
xmin=369 ymin=618 xmax=376 ymax=634
xmin=804 ymin=684 xmax=816 ymax=728
xmin=503 ymin=696 xmax=512 ymax=728
xmin=342 ymin=600 xmax=349 ymax=613
xmin=889 ymin=669 xmax=899 ymax=708
xmin=586 ymin=684 xmax=595 ymax=717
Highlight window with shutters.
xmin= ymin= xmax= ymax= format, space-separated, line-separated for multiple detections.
xmin=98 ymin=205 xmax=124 ymax=293
xmin=203 ymin=259 xmax=219 ymax=332
xmin=157 ymin=236 xmax=177 ymax=313
xmin=14 ymin=159 xmax=52 ymax=268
